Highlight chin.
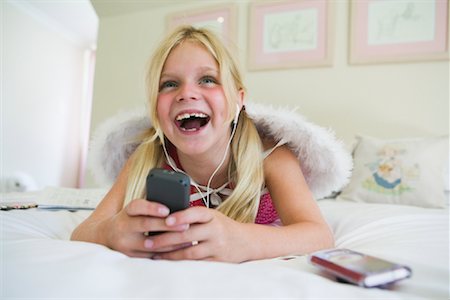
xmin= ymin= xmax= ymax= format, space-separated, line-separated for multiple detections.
xmin=175 ymin=141 xmax=210 ymax=156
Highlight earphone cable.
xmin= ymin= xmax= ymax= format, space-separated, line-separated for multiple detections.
xmin=205 ymin=121 xmax=237 ymax=208
xmin=161 ymin=111 xmax=239 ymax=208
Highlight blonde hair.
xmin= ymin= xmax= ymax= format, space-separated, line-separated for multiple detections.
xmin=124 ymin=26 xmax=264 ymax=223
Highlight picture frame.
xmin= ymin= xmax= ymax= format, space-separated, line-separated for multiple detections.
xmin=248 ymin=0 xmax=334 ymax=71
xmin=350 ymin=0 xmax=449 ymax=64
xmin=167 ymin=4 xmax=238 ymax=47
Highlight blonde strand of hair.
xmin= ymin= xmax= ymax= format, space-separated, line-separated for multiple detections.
xmin=217 ymin=113 xmax=264 ymax=222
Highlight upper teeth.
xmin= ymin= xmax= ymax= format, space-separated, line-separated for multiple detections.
xmin=176 ymin=112 xmax=208 ymax=121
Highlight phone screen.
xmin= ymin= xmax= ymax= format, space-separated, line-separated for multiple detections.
xmin=328 ymin=251 xmax=396 ymax=273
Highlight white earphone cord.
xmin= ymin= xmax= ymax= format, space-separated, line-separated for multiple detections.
xmin=162 ymin=110 xmax=239 ymax=208
xmin=204 ymin=120 xmax=238 ymax=208
xmin=162 ymin=143 xmax=208 ymax=204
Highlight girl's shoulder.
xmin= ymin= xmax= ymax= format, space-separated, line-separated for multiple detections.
xmin=261 ymin=136 xmax=288 ymax=160
xmin=261 ymin=140 xmax=300 ymax=184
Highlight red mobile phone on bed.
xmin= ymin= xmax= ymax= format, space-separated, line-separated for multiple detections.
xmin=309 ymin=248 xmax=412 ymax=288
xmin=146 ymin=168 xmax=190 ymax=213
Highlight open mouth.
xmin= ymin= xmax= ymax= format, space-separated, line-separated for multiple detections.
xmin=175 ymin=112 xmax=210 ymax=132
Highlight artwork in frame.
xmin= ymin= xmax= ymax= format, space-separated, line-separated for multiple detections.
xmin=248 ymin=0 xmax=334 ymax=71
xmin=350 ymin=0 xmax=450 ymax=64
xmin=167 ymin=4 xmax=238 ymax=47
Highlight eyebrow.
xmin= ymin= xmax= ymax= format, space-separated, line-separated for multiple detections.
xmin=160 ymin=66 xmax=219 ymax=79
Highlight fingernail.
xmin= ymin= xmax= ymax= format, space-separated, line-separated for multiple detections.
xmin=144 ymin=239 xmax=153 ymax=249
xmin=158 ymin=207 xmax=170 ymax=216
xmin=166 ymin=216 xmax=176 ymax=226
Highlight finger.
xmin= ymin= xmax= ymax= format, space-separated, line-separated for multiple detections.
xmin=203 ymin=257 xmax=219 ymax=262
xmin=125 ymin=199 xmax=170 ymax=217
xmin=143 ymin=229 xmax=193 ymax=252
xmin=165 ymin=206 xmax=214 ymax=227
xmin=112 ymin=231 xmax=155 ymax=256
xmin=131 ymin=216 xmax=189 ymax=234
xmin=127 ymin=250 xmax=155 ymax=259
xmin=120 ymin=231 xmax=188 ymax=254
xmin=147 ymin=223 xmax=207 ymax=252
xmin=148 ymin=242 xmax=193 ymax=253
xmin=128 ymin=215 xmax=164 ymax=233
xmin=152 ymin=242 xmax=211 ymax=261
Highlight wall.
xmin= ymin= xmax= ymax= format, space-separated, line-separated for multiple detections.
xmin=2 ymin=1 xmax=95 ymax=190
xmin=87 ymin=0 xmax=449 ymax=187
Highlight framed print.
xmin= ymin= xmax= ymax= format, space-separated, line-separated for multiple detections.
xmin=350 ymin=0 xmax=450 ymax=64
xmin=248 ymin=0 xmax=334 ymax=71
xmin=167 ymin=4 xmax=237 ymax=47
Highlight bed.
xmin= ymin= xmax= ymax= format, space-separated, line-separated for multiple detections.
xmin=2 ymin=105 xmax=448 ymax=299
xmin=2 ymin=191 xmax=448 ymax=299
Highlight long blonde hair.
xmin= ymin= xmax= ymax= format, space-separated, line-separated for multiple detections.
xmin=124 ymin=26 xmax=264 ymax=223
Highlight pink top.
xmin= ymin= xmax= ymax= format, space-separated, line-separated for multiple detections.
xmin=163 ymin=145 xmax=280 ymax=225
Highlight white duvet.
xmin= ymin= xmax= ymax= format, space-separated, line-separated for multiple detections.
xmin=1 ymin=196 xmax=448 ymax=299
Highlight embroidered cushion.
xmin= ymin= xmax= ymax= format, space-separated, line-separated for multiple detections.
xmin=339 ymin=135 xmax=449 ymax=208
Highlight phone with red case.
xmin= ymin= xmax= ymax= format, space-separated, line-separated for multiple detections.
xmin=309 ymin=248 xmax=412 ymax=288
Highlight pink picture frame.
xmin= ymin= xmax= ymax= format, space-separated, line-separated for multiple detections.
xmin=248 ymin=0 xmax=334 ymax=71
xmin=350 ymin=0 xmax=450 ymax=64
xmin=167 ymin=4 xmax=237 ymax=47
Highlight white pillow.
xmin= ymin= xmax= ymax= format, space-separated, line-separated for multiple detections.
xmin=339 ymin=135 xmax=449 ymax=208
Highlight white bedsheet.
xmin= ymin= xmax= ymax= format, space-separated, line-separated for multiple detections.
xmin=1 ymin=196 xmax=448 ymax=299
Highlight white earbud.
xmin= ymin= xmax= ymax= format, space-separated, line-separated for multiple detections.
xmin=233 ymin=103 xmax=240 ymax=125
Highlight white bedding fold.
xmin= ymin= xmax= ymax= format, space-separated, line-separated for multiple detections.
xmin=1 ymin=200 xmax=448 ymax=299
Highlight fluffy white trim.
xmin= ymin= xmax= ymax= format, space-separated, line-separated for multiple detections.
xmin=246 ymin=103 xmax=352 ymax=198
xmin=88 ymin=103 xmax=352 ymax=198
xmin=87 ymin=109 xmax=151 ymax=187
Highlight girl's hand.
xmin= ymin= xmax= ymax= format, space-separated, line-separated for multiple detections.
xmin=145 ymin=206 xmax=250 ymax=263
xmin=103 ymin=199 xmax=189 ymax=258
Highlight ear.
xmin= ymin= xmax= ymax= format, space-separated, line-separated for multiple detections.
xmin=237 ymin=89 xmax=245 ymax=110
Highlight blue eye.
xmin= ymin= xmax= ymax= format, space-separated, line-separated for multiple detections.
xmin=159 ymin=80 xmax=178 ymax=91
xmin=200 ymin=76 xmax=217 ymax=85
xmin=159 ymin=81 xmax=178 ymax=91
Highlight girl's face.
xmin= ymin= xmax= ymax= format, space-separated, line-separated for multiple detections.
xmin=157 ymin=41 xmax=241 ymax=156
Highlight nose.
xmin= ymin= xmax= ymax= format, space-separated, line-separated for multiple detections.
xmin=176 ymin=82 xmax=200 ymax=102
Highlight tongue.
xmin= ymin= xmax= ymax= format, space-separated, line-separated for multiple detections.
xmin=182 ymin=119 xmax=203 ymax=130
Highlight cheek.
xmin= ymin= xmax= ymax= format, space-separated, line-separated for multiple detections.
xmin=209 ymin=89 xmax=229 ymax=118
xmin=156 ymin=96 xmax=172 ymax=126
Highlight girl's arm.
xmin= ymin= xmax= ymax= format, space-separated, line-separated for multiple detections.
xmin=147 ymin=145 xmax=334 ymax=262
xmin=70 ymin=159 xmax=181 ymax=257
xmin=242 ymin=144 xmax=335 ymax=259
xmin=70 ymin=159 xmax=130 ymax=245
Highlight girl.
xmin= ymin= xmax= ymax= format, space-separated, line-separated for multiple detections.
xmin=71 ymin=26 xmax=334 ymax=262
